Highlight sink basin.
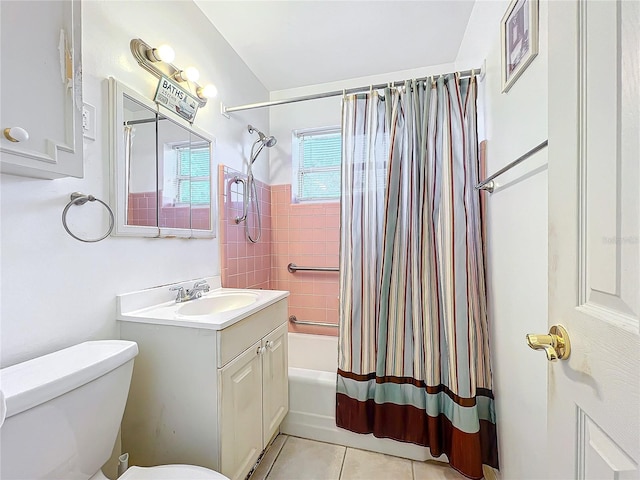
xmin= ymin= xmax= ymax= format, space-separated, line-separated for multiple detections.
xmin=176 ymin=292 xmax=259 ymax=317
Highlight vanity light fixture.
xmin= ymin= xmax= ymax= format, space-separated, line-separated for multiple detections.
xmin=130 ymin=38 xmax=217 ymax=107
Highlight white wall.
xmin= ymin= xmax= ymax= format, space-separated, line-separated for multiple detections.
xmin=457 ymin=1 xmax=549 ymax=478
xmin=0 ymin=0 xmax=269 ymax=366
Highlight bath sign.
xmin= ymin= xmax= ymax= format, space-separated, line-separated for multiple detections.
xmin=154 ymin=75 xmax=199 ymax=123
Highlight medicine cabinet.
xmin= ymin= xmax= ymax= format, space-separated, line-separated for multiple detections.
xmin=0 ymin=0 xmax=84 ymax=179
xmin=108 ymin=77 xmax=216 ymax=238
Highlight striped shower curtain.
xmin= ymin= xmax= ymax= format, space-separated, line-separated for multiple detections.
xmin=337 ymin=75 xmax=498 ymax=479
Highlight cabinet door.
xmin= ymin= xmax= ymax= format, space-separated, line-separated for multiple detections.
xmin=0 ymin=0 xmax=83 ymax=179
xmin=219 ymin=341 xmax=263 ymax=480
xmin=262 ymin=323 xmax=289 ymax=446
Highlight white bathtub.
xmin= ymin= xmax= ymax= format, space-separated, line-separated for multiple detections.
xmin=281 ymin=333 xmax=436 ymax=461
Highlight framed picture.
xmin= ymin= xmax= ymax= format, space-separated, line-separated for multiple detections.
xmin=501 ymin=0 xmax=539 ymax=93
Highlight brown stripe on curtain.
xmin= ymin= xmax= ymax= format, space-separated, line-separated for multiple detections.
xmin=336 ymin=393 xmax=499 ymax=479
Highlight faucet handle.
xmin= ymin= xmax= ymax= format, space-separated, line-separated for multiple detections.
xmin=192 ymin=280 xmax=210 ymax=291
xmin=169 ymin=285 xmax=187 ymax=301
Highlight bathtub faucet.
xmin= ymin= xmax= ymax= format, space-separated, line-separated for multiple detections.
xmin=169 ymin=280 xmax=210 ymax=303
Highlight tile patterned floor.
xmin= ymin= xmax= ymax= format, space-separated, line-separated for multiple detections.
xmin=250 ymin=435 xmax=469 ymax=480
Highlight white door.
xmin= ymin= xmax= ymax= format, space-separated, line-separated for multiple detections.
xmin=219 ymin=341 xmax=263 ymax=480
xmin=547 ymin=1 xmax=639 ymax=478
xmin=262 ymin=323 xmax=289 ymax=446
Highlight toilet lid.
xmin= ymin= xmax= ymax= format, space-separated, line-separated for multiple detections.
xmin=119 ymin=465 xmax=230 ymax=480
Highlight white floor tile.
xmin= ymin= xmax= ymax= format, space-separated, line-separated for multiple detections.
xmin=267 ymin=436 xmax=346 ymax=480
xmin=251 ymin=434 xmax=288 ymax=480
xmin=340 ymin=448 xmax=413 ymax=480
xmin=412 ymin=460 xmax=468 ymax=479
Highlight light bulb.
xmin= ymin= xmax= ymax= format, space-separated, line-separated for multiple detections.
xmin=148 ymin=44 xmax=175 ymax=63
xmin=175 ymin=66 xmax=200 ymax=83
xmin=197 ymin=84 xmax=218 ymax=99
xmin=185 ymin=67 xmax=200 ymax=82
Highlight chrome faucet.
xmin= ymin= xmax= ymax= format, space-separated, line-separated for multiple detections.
xmin=169 ymin=280 xmax=210 ymax=303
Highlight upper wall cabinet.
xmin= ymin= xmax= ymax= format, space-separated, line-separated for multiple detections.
xmin=0 ymin=0 xmax=84 ymax=179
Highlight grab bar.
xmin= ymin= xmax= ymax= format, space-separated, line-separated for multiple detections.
xmin=475 ymin=140 xmax=548 ymax=193
xmin=232 ymin=176 xmax=248 ymax=224
xmin=289 ymin=315 xmax=339 ymax=328
xmin=288 ymin=263 xmax=339 ymax=273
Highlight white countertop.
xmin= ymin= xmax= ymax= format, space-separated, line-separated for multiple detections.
xmin=117 ymin=278 xmax=289 ymax=331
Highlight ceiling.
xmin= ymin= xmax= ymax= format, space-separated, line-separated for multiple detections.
xmin=194 ymin=1 xmax=476 ymax=92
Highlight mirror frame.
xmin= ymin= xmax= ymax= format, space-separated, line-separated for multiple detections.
xmin=108 ymin=77 xmax=217 ymax=238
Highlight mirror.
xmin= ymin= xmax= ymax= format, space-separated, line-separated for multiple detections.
xmin=109 ymin=77 xmax=216 ymax=238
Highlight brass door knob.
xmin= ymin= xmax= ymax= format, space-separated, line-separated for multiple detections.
xmin=526 ymin=325 xmax=571 ymax=361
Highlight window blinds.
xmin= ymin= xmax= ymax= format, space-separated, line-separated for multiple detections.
xmin=177 ymin=146 xmax=210 ymax=205
xmin=296 ymin=130 xmax=341 ymax=201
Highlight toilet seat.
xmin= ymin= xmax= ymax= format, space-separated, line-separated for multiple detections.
xmin=119 ymin=464 xmax=230 ymax=480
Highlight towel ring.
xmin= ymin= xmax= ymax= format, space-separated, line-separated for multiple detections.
xmin=62 ymin=192 xmax=114 ymax=243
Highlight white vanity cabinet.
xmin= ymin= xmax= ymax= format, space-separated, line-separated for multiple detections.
xmin=219 ymin=323 xmax=288 ymax=480
xmin=0 ymin=0 xmax=84 ymax=179
xmin=119 ymin=298 xmax=288 ymax=480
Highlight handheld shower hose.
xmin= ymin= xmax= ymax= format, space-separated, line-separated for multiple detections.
xmin=244 ymin=126 xmax=277 ymax=243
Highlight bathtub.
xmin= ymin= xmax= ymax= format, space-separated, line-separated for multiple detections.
xmin=281 ymin=332 xmax=437 ymax=462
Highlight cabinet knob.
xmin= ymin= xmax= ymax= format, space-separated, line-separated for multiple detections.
xmin=3 ymin=127 xmax=29 ymax=143
xmin=256 ymin=345 xmax=265 ymax=355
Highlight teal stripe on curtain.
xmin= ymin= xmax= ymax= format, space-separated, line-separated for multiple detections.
xmin=337 ymin=375 xmax=496 ymax=432
xmin=337 ymin=74 xmax=498 ymax=480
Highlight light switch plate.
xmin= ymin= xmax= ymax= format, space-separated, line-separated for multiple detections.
xmin=82 ymin=103 xmax=96 ymax=140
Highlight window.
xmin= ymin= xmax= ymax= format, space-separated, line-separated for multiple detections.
xmin=175 ymin=143 xmax=211 ymax=206
xmin=292 ymin=126 xmax=341 ymax=202
xmin=162 ymin=142 xmax=211 ymax=206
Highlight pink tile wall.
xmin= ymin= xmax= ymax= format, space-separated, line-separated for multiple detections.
xmin=218 ymin=165 xmax=272 ymax=289
xmin=271 ymin=184 xmax=340 ymax=336
xmin=128 ymin=192 xmax=211 ymax=230
xmin=217 ymin=171 xmax=340 ymax=336
xmin=158 ymin=202 xmax=190 ymax=229
xmin=127 ymin=192 xmax=157 ymax=227
xmin=191 ymin=207 xmax=212 ymax=230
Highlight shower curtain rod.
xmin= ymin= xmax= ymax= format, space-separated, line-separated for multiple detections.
xmin=221 ymin=67 xmax=482 ymax=116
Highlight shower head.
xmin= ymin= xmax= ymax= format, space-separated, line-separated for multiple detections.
xmin=248 ymin=125 xmax=277 ymax=147
xmin=247 ymin=125 xmax=277 ymax=164
xmin=262 ymin=135 xmax=277 ymax=147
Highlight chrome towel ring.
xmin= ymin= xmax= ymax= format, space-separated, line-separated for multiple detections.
xmin=62 ymin=192 xmax=114 ymax=243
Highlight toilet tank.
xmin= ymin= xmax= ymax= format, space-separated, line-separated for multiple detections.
xmin=0 ymin=340 xmax=138 ymax=480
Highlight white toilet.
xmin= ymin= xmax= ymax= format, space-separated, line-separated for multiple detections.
xmin=0 ymin=340 xmax=229 ymax=480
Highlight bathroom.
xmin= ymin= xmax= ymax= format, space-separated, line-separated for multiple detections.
xmin=1 ymin=1 xmax=638 ymax=480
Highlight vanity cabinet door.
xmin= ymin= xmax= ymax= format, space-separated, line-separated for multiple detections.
xmin=219 ymin=341 xmax=263 ymax=480
xmin=261 ymin=323 xmax=289 ymax=446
